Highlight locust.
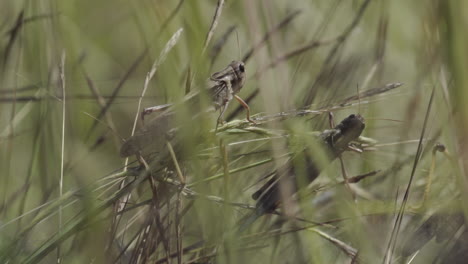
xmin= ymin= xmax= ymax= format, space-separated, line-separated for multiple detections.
xmin=209 ymin=60 xmax=255 ymax=125
xmin=120 ymin=60 xmax=254 ymax=158
xmin=239 ymin=114 xmax=366 ymax=232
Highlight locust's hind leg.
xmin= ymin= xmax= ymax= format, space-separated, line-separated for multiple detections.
xmin=234 ymin=95 xmax=256 ymax=124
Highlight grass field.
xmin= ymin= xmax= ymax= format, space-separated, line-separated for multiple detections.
xmin=1 ymin=0 xmax=468 ymax=263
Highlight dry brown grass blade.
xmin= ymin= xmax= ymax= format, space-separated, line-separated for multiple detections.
xmin=202 ymin=0 xmax=225 ymax=53
xmin=338 ymin=83 xmax=403 ymax=106
xmin=2 ymin=10 xmax=24 ymax=69
xmin=242 ymin=10 xmax=301 ymax=63
xmin=254 ymin=38 xmax=338 ymax=78
xmin=84 ymin=72 xmax=120 ymax=148
xmin=175 ymin=191 xmax=183 ymax=264
xmin=57 ymin=51 xmax=66 ymax=263
xmin=85 ymin=50 xmax=147 ymax=139
xmin=159 ymin=0 xmax=186 ymax=33
xmin=0 ymin=84 xmax=39 ymax=94
xmin=302 ymin=0 xmax=373 ymax=107
xmin=210 ymin=25 xmax=237 ymax=65
xmin=309 ymin=228 xmax=358 ymax=259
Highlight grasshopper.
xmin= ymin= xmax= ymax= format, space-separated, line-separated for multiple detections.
xmin=209 ymin=60 xmax=255 ymax=125
xmin=121 ymin=60 xmax=254 ymax=158
xmin=239 ymin=114 xmax=366 ymax=231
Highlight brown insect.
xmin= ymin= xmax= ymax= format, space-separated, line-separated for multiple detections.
xmin=209 ymin=60 xmax=255 ymax=125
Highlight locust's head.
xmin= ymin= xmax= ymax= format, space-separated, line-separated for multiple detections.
xmin=228 ymin=60 xmax=246 ymax=93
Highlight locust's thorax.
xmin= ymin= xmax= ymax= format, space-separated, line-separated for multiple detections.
xmin=209 ymin=61 xmax=246 ymax=110
xmin=210 ymin=60 xmax=245 ymax=94
xmin=228 ymin=60 xmax=246 ymax=94
xmin=331 ymin=114 xmax=365 ymax=150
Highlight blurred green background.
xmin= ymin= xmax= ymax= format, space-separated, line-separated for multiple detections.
xmin=1 ymin=0 xmax=468 ymax=263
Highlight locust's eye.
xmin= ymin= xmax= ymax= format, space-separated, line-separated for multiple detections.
xmin=239 ymin=63 xmax=245 ymax=73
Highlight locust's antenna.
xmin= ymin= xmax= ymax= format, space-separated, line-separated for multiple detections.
xmin=356 ymin=83 xmax=361 ymax=115
xmin=235 ymin=29 xmax=241 ymax=61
